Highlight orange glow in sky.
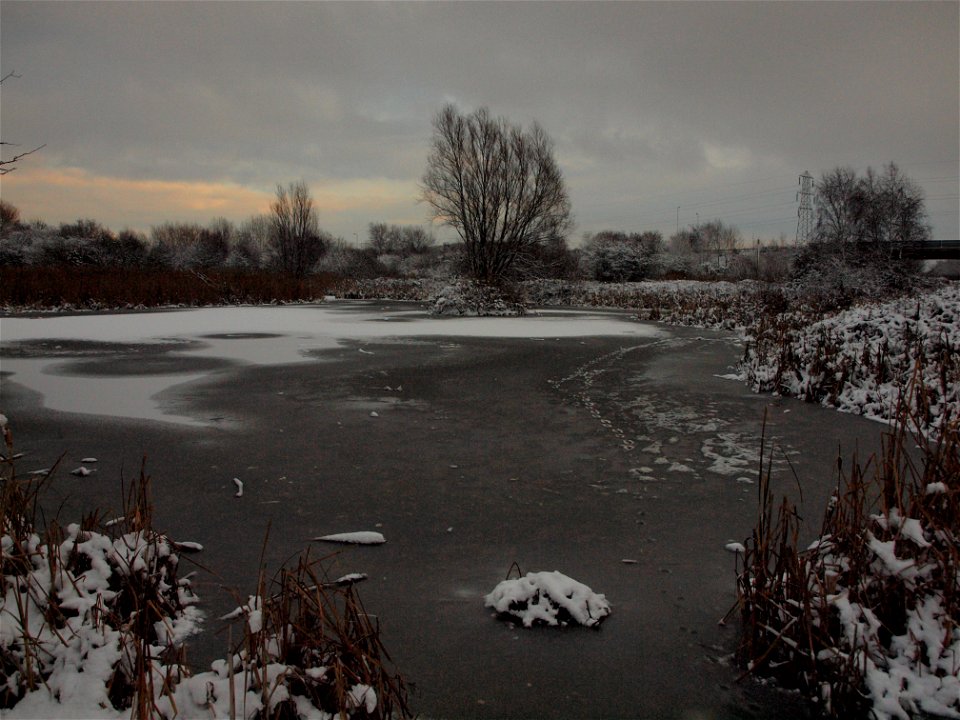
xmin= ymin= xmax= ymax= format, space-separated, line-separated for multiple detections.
xmin=2 ymin=164 xmax=424 ymax=236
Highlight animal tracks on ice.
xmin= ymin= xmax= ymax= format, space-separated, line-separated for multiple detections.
xmin=549 ymin=338 xmax=801 ymax=492
xmin=549 ymin=344 xmax=648 ymax=453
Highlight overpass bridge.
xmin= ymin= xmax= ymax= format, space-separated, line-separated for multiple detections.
xmin=900 ymin=240 xmax=960 ymax=260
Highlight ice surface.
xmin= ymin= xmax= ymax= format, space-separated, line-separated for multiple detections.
xmin=2 ymin=304 xmax=663 ymax=426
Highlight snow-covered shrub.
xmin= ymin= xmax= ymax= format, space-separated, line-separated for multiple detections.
xmin=580 ymin=231 xmax=663 ymax=282
xmin=736 ymin=406 xmax=960 ymax=719
xmin=0 ymin=422 xmax=410 ymax=719
xmin=0 ymin=230 xmax=35 ymax=266
xmin=430 ymin=278 xmax=527 ymax=316
xmin=333 ymin=277 xmax=443 ymax=301
xmin=484 ymin=570 xmax=611 ymax=628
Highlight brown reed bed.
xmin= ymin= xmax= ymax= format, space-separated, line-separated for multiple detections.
xmin=0 ymin=267 xmax=337 ymax=311
xmin=734 ymin=389 xmax=959 ymax=717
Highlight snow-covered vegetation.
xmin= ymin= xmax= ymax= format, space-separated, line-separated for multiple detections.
xmin=484 ymin=570 xmax=611 ymax=628
xmin=1 ymin=467 xmax=200 ymax=717
xmin=430 ymin=279 xmax=527 ymax=316
xmin=741 ymin=284 xmax=959 ymax=437
xmin=736 ymin=405 xmax=959 ymax=719
xmin=1 ymin=427 xmax=410 ymax=719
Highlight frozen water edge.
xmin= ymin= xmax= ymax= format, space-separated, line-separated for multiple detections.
xmin=1 ymin=303 xmax=664 ymax=426
xmin=0 ymin=357 xmax=212 ymax=427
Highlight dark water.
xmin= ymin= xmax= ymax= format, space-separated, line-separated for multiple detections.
xmin=2 ymin=304 xmax=886 ymax=719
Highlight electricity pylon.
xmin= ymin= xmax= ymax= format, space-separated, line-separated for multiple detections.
xmin=796 ymin=171 xmax=814 ymax=244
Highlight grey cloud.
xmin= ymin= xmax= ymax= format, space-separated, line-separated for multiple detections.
xmin=2 ymin=0 xmax=956 ymax=239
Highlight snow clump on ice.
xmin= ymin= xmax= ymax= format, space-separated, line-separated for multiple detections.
xmin=484 ymin=570 xmax=611 ymax=628
xmin=314 ymin=531 xmax=386 ymax=545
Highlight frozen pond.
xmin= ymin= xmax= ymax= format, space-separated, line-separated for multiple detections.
xmin=0 ymin=301 xmax=887 ymax=718
xmin=1 ymin=303 xmax=664 ymax=426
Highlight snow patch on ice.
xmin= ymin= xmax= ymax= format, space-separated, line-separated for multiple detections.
xmin=314 ymin=531 xmax=386 ymax=545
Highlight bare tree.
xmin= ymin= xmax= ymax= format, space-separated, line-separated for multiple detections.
xmin=0 ymin=71 xmax=45 ymax=175
xmin=1 ymin=199 xmax=22 ymax=237
xmin=422 ymin=104 xmax=572 ymax=283
xmin=794 ymin=163 xmax=930 ymax=295
xmin=269 ymin=181 xmax=328 ymax=278
xmin=814 ymin=163 xmax=930 ymax=248
xmin=699 ymin=220 xmax=740 ymax=268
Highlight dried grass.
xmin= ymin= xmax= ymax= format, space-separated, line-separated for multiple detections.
xmin=220 ymin=550 xmax=412 ymax=719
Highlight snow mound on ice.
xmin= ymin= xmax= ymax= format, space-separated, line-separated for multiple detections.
xmin=484 ymin=570 xmax=611 ymax=628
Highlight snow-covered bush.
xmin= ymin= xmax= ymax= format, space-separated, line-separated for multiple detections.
xmin=580 ymin=231 xmax=663 ymax=282
xmin=430 ymin=278 xmax=527 ymax=316
xmin=484 ymin=570 xmax=611 ymax=628
xmin=1 ymin=421 xmax=410 ymax=719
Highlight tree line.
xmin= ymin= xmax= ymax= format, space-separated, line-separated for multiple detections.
xmin=1 ymin=103 xmax=934 ymax=293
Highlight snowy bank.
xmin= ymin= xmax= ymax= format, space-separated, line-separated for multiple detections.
xmin=740 ymin=283 xmax=959 ymax=436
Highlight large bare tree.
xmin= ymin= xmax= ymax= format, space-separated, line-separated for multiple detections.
xmin=269 ymin=180 xmax=328 ymax=278
xmin=0 ymin=71 xmax=45 ymax=176
xmin=422 ymin=104 xmax=572 ymax=283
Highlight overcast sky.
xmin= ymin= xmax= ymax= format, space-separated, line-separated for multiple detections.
xmin=2 ymin=1 xmax=958 ymax=245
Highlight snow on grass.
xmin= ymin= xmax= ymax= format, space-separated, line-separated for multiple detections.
xmin=313 ymin=531 xmax=386 ymax=545
xmin=484 ymin=571 xmax=611 ymax=628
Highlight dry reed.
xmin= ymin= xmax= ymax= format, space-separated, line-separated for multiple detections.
xmin=735 ymin=383 xmax=959 ymax=717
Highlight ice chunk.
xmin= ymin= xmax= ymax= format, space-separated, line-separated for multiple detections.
xmin=174 ymin=541 xmax=204 ymax=553
xmin=313 ymin=531 xmax=386 ymax=545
